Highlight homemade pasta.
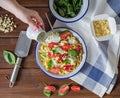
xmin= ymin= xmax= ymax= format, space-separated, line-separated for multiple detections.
xmin=93 ymin=20 xmax=110 ymax=37
xmin=38 ymin=30 xmax=84 ymax=75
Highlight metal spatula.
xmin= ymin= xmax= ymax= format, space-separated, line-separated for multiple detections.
xmin=9 ymin=31 xmax=32 ymax=88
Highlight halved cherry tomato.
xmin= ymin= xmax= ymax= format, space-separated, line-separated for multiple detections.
xmin=49 ymin=67 xmax=60 ymax=74
xmin=60 ymin=32 xmax=70 ymax=40
xmin=57 ymin=53 xmax=68 ymax=63
xmin=48 ymin=42 xmax=58 ymax=48
xmin=48 ymin=52 xmax=59 ymax=58
xmin=71 ymin=85 xmax=81 ymax=92
xmin=63 ymin=65 xmax=73 ymax=71
xmin=44 ymin=85 xmax=56 ymax=92
xmin=59 ymin=85 xmax=69 ymax=94
xmin=34 ymin=24 xmax=40 ymax=30
xmin=61 ymin=44 xmax=71 ymax=51
xmin=75 ymin=45 xmax=81 ymax=52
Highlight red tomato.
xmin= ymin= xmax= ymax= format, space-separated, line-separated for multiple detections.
xmin=34 ymin=24 xmax=39 ymax=30
xmin=57 ymin=56 xmax=63 ymax=63
xmin=59 ymin=85 xmax=69 ymax=94
xmin=48 ymin=42 xmax=58 ymax=48
xmin=61 ymin=44 xmax=71 ymax=51
xmin=60 ymin=32 xmax=70 ymax=40
xmin=49 ymin=67 xmax=60 ymax=74
xmin=57 ymin=53 xmax=67 ymax=63
xmin=48 ymin=52 xmax=59 ymax=58
xmin=44 ymin=85 xmax=56 ymax=92
xmin=71 ymin=85 xmax=81 ymax=92
xmin=75 ymin=45 xmax=81 ymax=52
xmin=63 ymin=65 xmax=73 ymax=71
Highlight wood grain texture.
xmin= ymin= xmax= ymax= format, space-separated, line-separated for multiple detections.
xmin=0 ymin=8 xmax=55 ymax=37
xmin=0 ymin=0 xmax=120 ymax=98
xmin=17 ymin=0 xmax=48 ymax=7
xmin=0 ymin=69 xmax=120 ymax=98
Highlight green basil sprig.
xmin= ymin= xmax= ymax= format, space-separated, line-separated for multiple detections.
xmin=3 ymin=50 xmax=16 ymax=65
xmin=43 ymin=89 xmax=51 ymax=97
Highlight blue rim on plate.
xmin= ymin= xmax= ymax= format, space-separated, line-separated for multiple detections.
xmin=48 ymin=0 xmax=90 ymax=23
xmin=35 ymin=27 xmax=87 ymax=79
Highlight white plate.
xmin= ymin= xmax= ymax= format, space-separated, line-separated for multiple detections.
xmin=35 ymin=27 xmax=87 ymax=79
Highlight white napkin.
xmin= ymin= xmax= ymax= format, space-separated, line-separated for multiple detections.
xmin=53 ymin=0 xmax=120 ymax=97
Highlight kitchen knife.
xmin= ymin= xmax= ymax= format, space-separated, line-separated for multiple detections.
xmin=9 ymin=31 xmax=32 ymax=88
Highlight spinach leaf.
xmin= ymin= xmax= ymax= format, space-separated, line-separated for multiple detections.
xmin=3 ymin=50 xmax=16 ymax=65
xmin=58 ymin=8 xmax=65 ymax=17
xmin=53 ymin=0 xmax=83 ymax=18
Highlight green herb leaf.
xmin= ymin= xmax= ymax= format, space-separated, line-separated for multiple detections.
xmin=43 ymin=89 xmax=51 ymax=97
xmin=63 ymin=59 xmax=71 ymax=64
xmin=41 ymin=52 xmax=47 ymax=57
xmin=3 ymin=50 xmax=16 ymax=65
xmin=53 ymin=0 xmax=83 ymax=18
xmin=68 ymin=49 xmax=79 ymax=57
xmin=52 ymin=47 xmax=60 ymax=54
xmin=47 ymin=60 xmax=54 ymax=69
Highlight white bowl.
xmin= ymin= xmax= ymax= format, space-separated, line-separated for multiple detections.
xmin=91 ymin=14 xmax=117 ymax=41
xmin=35 ymin=27 xmax=87 ymax=79
xmin=48 ymin=0 xmax=89 ymax=23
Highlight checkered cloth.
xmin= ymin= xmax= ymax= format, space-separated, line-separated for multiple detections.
xmin=53 ymin=0 xmax=120 ymax=97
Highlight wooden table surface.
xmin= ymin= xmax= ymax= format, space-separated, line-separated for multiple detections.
xmin=0 ymin=0 xmax=120 ymax=98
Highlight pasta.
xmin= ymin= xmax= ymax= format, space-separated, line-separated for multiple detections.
xmin=38 ymin=30 xmax=84 ymax=75
xmin=93 ymin=20 xmax=110 ymax=37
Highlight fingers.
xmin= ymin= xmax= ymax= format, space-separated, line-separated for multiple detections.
xmin=35 ymin=14 xmax=45 ymax=30
xmin=27 ymin=17 xmax=37 ymax=28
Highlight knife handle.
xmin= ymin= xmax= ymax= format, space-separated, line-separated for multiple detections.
xmin=9 ymin=57 xmax=22 ymax=88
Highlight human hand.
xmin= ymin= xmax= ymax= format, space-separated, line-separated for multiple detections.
xmin=15 ymin=7 xmax=45 ymax=30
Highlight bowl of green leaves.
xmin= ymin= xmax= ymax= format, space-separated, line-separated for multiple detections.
xmin=49 ymin=0 xmax=89 ymax=23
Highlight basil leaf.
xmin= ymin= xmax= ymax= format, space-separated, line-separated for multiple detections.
xmin=63 ymin=59 xmax=71 ymax=64
xmin=47 ymin=60 xmax=54 ymax=69
xmin=3 ymin=50 xmax=16 ymax=65
xmin=41 ymin=52 xmax=46 ymax=57
xmin=43 ymin=89 xmax=51 ymax=97
xmin=68 ymin=49 xmax=79 ymax=57
xmin=52 ymin=47 xmax=60 ymax=54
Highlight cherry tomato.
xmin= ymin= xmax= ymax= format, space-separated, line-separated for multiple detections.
xmin=60 ymin=32 xmax=70 ymax=40
xmin=61 ymin=44 xmax=71 ymax=51
xmin=49 ymin=67 xmax=60 ymax=74
xmin=63 ymin=65 xmax=73 ymax=71
xmin=71 ymin=85 xmax=81 ymax=92
xmin=44 ymin=85 xmax=56 ymax=92
xmin=57 ymin=53 xmax=67 ymax=63
xmin=48 ymin=42 xmax=58 ymax=48
xmin=75 ymin=45 xmax=81 ymax=52
xmin=59 ymin=85 xmax=69 ymax=94
xmin=48 ymin=52 xmax=59 ymax=58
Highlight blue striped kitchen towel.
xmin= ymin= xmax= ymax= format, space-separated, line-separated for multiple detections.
xmin=53 ymin=0 xmax=120 ymax=97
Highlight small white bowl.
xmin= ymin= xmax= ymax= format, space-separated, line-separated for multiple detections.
xmin=49 ymin=0 xmax=89 ymax=23
xmin=91 ymin=14 xmax=117 ymax=41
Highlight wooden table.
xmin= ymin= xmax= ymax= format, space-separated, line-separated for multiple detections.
xmin=0 ymin=0 xmax=120 ymax=98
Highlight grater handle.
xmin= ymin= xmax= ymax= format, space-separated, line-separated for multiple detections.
xmin=9 ymin=57 xmax=22 ymax=88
